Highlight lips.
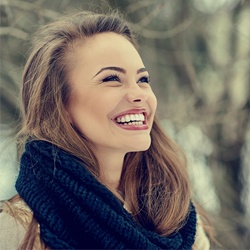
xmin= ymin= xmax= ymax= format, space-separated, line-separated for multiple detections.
xmin=112 ymin=109 xmax=149 ymax=130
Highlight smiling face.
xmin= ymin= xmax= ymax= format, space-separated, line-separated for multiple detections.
xmin=66 ymin=32 xmax=157 ymax=160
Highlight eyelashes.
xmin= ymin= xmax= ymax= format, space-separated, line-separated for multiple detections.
xmin=102 ymin=74 xmax=121 ymax=83
xmin=101 ymin=74 xmax=150 ymax=84
xmin=138 ymin=76 xmax=150 ymax=84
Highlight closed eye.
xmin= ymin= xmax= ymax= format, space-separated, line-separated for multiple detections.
xmin=137 ymin=76 xmax=150 ymax=84
xmin=102 ymin=74 xmax=121 ymax=83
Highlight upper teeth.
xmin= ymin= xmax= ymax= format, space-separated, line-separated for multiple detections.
xmin=116 ymin=113 xmax=145 ymax=123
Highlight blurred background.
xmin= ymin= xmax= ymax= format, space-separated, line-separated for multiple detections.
xmin=0 ymin=0 xmax=249 ymax=248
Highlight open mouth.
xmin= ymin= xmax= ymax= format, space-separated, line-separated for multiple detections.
xmin=114 ymin=113 xmax=146 ymax=126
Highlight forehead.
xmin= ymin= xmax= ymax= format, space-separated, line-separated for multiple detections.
xmin=70 ymin=32 xmax=143 ymax=70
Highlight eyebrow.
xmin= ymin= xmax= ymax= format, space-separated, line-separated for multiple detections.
xmin=93 ymin=66 xmax=147 ymax=78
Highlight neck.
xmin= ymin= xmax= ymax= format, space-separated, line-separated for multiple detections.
xmin=95 ymin=148 xmax=125 ymax=190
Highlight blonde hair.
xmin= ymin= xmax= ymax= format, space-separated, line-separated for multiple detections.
xmin=18 ymin=10 xmax=191 ymax=247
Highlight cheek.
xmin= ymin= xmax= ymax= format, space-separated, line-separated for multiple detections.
xmin=66 ymin=90 xmax=110 ymax=128
xmin=66 ymin=91 xmax=88 ymax=124
xmin=150 ymin=92 xmax=157 ymax=113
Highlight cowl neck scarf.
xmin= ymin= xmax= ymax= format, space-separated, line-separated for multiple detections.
xmin=16 ymin=140 xmax=197 ymax=249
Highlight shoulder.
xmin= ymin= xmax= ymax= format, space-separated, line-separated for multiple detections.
xmin=0 ymin=196 xmax=29 ymax=249
xmin=0 ymin=195 xmax=48 ymax=249
xmin=1 ymin=195 xmax=33 ymax=228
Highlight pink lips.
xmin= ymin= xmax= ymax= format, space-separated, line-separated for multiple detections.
xmin=115 ymin=123 xmax=149 ymax=130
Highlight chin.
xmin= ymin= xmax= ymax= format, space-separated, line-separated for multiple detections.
xmin=127 ymin=138 xmax=151 ymax=152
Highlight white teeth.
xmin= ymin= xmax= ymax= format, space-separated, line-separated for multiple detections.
xmin=116 ymin=113 xmax=145 ymax=124
xmin=125 ymin=115 xmax=130 ymax=122
xmin=140 ymin=114 xmax=145 ymax=121
xmin=126 ymin=121 xmax=143 ymax=126
xmin=135 ymin=114 xmax=140 ymax=121
xmin=130 ymin=114 xmax=136 ymax=121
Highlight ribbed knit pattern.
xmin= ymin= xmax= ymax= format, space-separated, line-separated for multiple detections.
xmin=16 ymin=140 xmax=197 ymax=249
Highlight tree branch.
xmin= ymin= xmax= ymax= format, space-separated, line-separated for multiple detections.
xmin=125 ymin=0 xmax=159 ymax=13
xmin=0 ymin=0 xmax=61 ymax=19
xmin=0 ymin=27 xmax=28 ymax=39
xmin=132 ymin=18 xmax=193 ymax=39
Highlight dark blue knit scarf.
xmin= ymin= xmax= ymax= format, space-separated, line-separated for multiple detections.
xmin=16 ymin=140 xmax=197 ymax=249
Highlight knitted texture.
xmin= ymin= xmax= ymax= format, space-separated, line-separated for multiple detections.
xmin=16 ymin=140 xmax=197 ymax=249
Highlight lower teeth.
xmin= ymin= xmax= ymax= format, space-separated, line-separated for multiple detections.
xmin=118 ymin=121 xmax=143 ymax=125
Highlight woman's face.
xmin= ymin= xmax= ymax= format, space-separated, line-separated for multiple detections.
xmin=66 ymin=32 xmax=157 ymax=157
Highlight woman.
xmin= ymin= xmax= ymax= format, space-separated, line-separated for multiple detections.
xmin=0 ymin=10 xmax=210 ymax=249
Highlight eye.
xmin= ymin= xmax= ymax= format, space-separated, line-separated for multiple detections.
xmin=137 ymin=76 xmax=150 ymax=84
xmin=102 ymin=74 xmax=121 ymax=83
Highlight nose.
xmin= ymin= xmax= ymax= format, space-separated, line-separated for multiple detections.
xmin=126 ymin=84 xmax=148 ymax=103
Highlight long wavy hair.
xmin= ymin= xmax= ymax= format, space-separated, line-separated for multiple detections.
xmin=17 ymin=10 xmax=191 ymax=248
